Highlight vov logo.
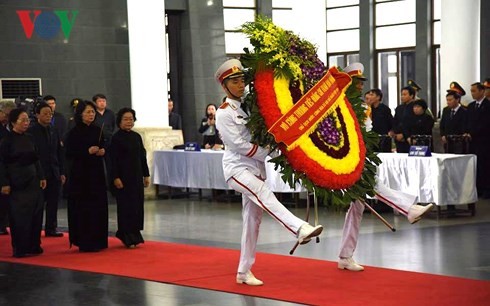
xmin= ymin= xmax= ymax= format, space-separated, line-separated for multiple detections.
xmin=16 ymin=10 xmax=79 ymax=40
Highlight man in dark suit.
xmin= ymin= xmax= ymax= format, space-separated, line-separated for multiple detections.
xmin=168 ymin=98 xmax=182 ymax=130
xmin=28 ymin=102 xmax=66 ymax=237
xmin=0 ymin=100 xmax=16 ymax=235
xmin=465 ymin=82 xmax=490 ymax=198
xmin=365 ymin=88 xmax=393 ymax=152
xmin=390 ymin=86 xmax=416 ymax=153
xmin=43 ymin=95 xmax=67 ymax=139
xmin=440 ymin=83 xmax=468 ymax=153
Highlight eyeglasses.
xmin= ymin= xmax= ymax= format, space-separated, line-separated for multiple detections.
xmin=17 ymin=118 xmax=30 ymax=123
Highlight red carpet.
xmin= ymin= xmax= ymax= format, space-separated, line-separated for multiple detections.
xmin=1 ymin=234 xmax=489 ymax=306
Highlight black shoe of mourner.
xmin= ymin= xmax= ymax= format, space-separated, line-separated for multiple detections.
xmin=30 ymin=247 xmax=44 ymax=255
xmin=45 ymin=230 xmax=64 ymax=237
xmin=0 ymin=227 xmax=8 ymax=235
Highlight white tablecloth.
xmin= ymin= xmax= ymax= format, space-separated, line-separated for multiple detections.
xmin=376 ymin=153 xmax=478 ymax=206
xmin=153 ymin=150 xmax=477 ymax=205
xmin=152 ymin=150 xmax=304 ymax=193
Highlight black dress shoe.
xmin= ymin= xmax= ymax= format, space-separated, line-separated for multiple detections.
xmin=30 ymin=246 xmax=44 ymax=255
xmin=0 ymin=227 xmax=8 ymax=235
xmin=45 ymin=230 xmax=64 ymax=237
xmin=79 ymin=247 xmax=100 ymax=253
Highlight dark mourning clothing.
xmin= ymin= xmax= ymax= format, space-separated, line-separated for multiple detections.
xmin=110 ymin=129 xmax=149 ymax=247
xmin=28 ymin=122 xmax=65 ymax=231
xmin=169 ymin=112 xmax=182 ymax=130
xmin=406 ymin=113 xmax=435 ymax=150
xmin=65 ymin=123 xmax=108 ymax=251
xmin=51 ymin=112 xmax=67 ymax=139
xmin=371 ymin=103 xmax=393 ymax=152
xmin=440 ymin=106 xmax=469 ymax=153
xmin=94 ymin=109 xmax=116 ymax=193
xmin=466 ymin=98 xmax=490 ymax=195
xmin=199 ymin=117 xmax=223 ymax=147
xmin=94 ymin=109 xmax=116 ymax=145
xmin=440 ymin=106 xmax=468 ymax=136
xmin=407 ymin=113 xmax=434 ymax=137
xmin=393 ymin=102 xmax=415 ymax=153
xmin=0 ymin=125 xmax=10 ymax=230
xmin=0 ymin=131 xmax=44 ymax=257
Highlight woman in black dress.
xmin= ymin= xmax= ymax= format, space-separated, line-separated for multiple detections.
xmin=0 ymin=108 xmax=46 ymax=257
xmin=64 ymin=100 xmax=108 ymax=252
xmin=198 ymin=103 xmax=223 ymax=149
xmin=110 ymin=108 xmax=149 ymax=248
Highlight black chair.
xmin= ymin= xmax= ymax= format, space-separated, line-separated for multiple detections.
xmin=446 ymin=135 xmax=470 ymax=154
xmin=443 ymin=135 xmax=475 ymax=216
xmin=378 ymin=134 xmax=393 ymax=153
xmin=410 ymin=135 xmax=432 ymax=151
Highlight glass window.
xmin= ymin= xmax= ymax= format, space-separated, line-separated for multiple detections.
xmin=326 ymin=0 xmax=359 ymax=8
xmin=225 ymin=32 xmax=252 ymax=54
xmin=378 ymin=51 xmax=398 ymax=110
xmin=433 ymin=0 xmax=441 ymax=20
xmin=434 ymin=47 xmax=441 ymax=116
xmin=326 ymin=7 xmax=359 ymax=30
xmin=223 ymin=0 xmax=255 ymax=8
xmin=375 ymin=24 xmax=415 ymax=49
xmin=387 ymin=76 xmax=398 ymax=111
xmin=433 ymin=20 xmax=441 ymax=45
xmin=223 ymin=8 xmax=255 ymax=30
xmin=346 ymin=53 xmax=359 ymax=65
xmin=327 ymin=29 xmax=360 ymax=52
xmin=375 ymin=0 xmax=415 ymax=26
xmin=399 ymin=51 xmax=416 ymax=89
xmin=328 ymin=55 xmax=345 ymax=68
xmin=272 ymin=9 xmax=294 ymax=31
xmin=272 ymin=0 xmax=293 ymax=8
xmin=387 ymin=54 xmax=397 ymax=73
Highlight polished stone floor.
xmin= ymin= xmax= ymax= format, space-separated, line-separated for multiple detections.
xmin=0 ymin=191 xmax=489 ymax=306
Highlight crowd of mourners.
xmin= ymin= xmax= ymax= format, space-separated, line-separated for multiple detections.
xmin=0 ymin=94 xmax=150 ymax=258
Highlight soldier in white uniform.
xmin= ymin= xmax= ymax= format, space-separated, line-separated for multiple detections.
xmin=338 ymin=63 xmax=434 ymax=272
xmin=214 ymin=59 xmax=323 ymax=286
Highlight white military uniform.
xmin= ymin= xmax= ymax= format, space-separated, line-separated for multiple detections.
xmin=216 ymin=97 xmax=307 ymax=273
xmin=339 ymin=63 xmax=418 ymax=259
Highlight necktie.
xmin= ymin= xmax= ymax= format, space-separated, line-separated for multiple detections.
xmin=240 ymin=102 xmax=249 ymax=115
xmin=450 ymin=110 xmax=455 ymax=119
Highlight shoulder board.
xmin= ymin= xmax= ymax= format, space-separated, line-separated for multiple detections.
xmin=219 ymin=102 xmax=229 ymax=109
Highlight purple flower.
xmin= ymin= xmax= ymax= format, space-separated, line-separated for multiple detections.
xmin=318 ymin=117 xmax=340 ymax=145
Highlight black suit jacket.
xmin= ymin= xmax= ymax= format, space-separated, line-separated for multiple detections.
xmin=169 ymin=112 xmax=182 ymax=130
xmin=440 ymin=106 xmax=468 ymax=136
xmin=27 ymin=122 xmax=65 ymax=180
xmin=466 ymin=98 xmax=490 ymax=142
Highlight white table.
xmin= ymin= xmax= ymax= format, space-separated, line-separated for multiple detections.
xmin=376 ymin=153 xmax=478 ymax=206
xmin=152 ymin=149 xmax=304 ymax=193
xmin=153 ymin=150 xmax=478 ymax=207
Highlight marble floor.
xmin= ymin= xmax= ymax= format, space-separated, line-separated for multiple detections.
xmin=0 ymin=191 xmax=489 ymax=306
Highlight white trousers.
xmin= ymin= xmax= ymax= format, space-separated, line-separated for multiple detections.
xmin=338 ymin=183 xmax=418 ymax=258
xmin=228 ymin=170 xmax=306 ymax=273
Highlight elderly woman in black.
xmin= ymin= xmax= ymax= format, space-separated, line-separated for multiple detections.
xmin=110 ymin=108 xmax=150 ymax=248
xmin=64 ymin=100 xmax=108 ymax=252
xmin=0 ymin=108 xmax=46 ymax=258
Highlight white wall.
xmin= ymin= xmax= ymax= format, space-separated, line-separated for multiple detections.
xmin=440 ymin=0 xmax=480 ymax=105
xmin=127 ymin=0 xmax=168 ymax=127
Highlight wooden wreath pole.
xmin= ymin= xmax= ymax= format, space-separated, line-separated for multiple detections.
xmin=361 ymin=199 xmax=396 ymax=232
xmin=289 ymin=190 xmax=310 ymax=255
xmin=314 ymin=188 xmax=320 ymax=243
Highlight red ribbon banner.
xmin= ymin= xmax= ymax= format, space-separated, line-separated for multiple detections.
xmin=268 ymin=66 xmax=352 ymax=148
